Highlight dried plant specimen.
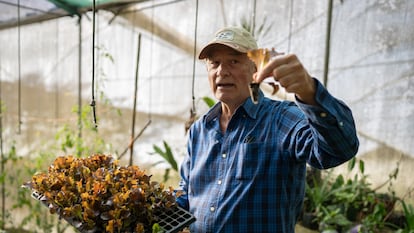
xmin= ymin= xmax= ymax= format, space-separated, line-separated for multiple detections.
xmin=247 ymin=48 xmax=281 ymax=103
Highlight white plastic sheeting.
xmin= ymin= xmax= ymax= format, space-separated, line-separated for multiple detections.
xmin=0 ymin=0 xmax=413 ymax=164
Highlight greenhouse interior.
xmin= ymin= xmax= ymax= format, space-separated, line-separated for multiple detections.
xmin=0 ymin=0 xmax=413 ymax=232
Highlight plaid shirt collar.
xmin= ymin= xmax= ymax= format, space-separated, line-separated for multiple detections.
xmin=204 ymin=90 xmax=264 ymax=123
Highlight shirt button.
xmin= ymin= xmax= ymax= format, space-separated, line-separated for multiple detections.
xmin=217 ymin=180 xmax=222 ymax=185
xmin=320 ymin=112 xmax=327 ymax=117
xmin=222 ymin=153 xmax=227 ymax=158
xmin=210 ymin=207 xmax=215 ymax=212
xmin=339 ymin=121 xmax=344 ymax=127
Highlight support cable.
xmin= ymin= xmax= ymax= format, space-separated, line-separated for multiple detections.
xmin=17 ymin=0 xmax=22 ymax=134
xmin=90 ymin=0 xmax=98 ymax=129
xmin=191 ymin=0 xmax=198 ymax=105
xmin=185 ymin=0 xmax=199 ymax=133
xmin=323 ymin=0 xmax=334 ymax=87
xmin=148 ymin=0 xmax=154 ymax=122
xmin=77 ymin=16 xmax=83 ymax=143
xmin=54 ymin=18 xmax=60 ymax=127
xmin=0 ymin=55 xmax=4 ymax=231
xmin=287 ymin=0 xmax=294 ymax=53
xmin=251 ymin=0 xmax=256 ymax=35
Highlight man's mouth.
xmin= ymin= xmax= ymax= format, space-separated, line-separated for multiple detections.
xmin=217 ymin=83 xmax=234 ymax=88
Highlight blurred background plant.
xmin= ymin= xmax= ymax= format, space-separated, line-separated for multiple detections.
xmin=301 ymin=157 xmax=414 ymax=233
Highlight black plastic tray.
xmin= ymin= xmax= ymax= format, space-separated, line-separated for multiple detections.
xmin=156 ymin=205 xmax=195 ymax=233
xmin=31 ymin=191 xmax=195 ymax=233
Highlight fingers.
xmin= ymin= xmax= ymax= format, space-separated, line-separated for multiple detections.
xmin=253 ymin=53 xmax=317 ymax=103
xmin=255 ymin=54 xmax=298 ymax=83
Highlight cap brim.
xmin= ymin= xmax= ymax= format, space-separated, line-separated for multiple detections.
xmin=198 ymin=42 xmax=248 ymax=59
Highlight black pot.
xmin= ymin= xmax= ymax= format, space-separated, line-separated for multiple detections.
xmin=301 ymin=212 xmax=319 ymax=230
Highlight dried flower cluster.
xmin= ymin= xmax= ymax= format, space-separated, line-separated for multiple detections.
xmin=23 ymin=154 xmax=176 ymax=233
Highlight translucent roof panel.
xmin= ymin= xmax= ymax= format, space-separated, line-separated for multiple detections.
xmin=0 ymin=0 xmax=67 ymax=29
xmin=0 ymin=0 xmax=150 ymax=30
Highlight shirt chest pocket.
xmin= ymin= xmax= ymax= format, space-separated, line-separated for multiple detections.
xmin=235 ymin=142 xmax=288 ymax=180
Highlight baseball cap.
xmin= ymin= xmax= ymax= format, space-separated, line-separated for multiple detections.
xmin=198 ymin=26 xmax=258 ymax=59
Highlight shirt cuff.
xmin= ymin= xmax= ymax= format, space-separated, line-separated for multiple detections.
xmin=295 ymin=78 xmax=339 ymax=126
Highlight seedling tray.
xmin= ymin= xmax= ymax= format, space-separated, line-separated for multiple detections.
xmin=156 ymin=205 xmax=195 ymax=233
xmin=31 ymin=191 xmax=195 ymax=233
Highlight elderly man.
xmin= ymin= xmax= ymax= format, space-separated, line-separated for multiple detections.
xmin=176 ymin=26 xmax=359 ymax=233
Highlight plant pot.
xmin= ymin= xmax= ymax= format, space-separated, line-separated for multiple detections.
xmin=301 ymin=212 xmax=319 ymax=230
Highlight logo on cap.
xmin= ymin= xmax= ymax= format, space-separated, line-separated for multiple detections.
xmin=215 ymin=31 xmax=234 ymax=41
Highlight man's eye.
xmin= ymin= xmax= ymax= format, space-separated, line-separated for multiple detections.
xmin=209 ymin=61 xmax=219 ymax=67
xmin=230 ymin=60 xmax=238 ymax=64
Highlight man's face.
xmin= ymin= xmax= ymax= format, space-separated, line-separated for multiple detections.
xmin=205 ymin=45 xmax=256 ymax=106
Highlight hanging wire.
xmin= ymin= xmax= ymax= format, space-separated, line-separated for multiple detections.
xmin=17 ymin=0 xmax=22 ymax=134
xmin=77 ymin=16 xmax=82 ymax=141
xmin=90 ymin=0 xmax=98 ymax=129
xmin=0 ymin=55 xmax=4 ymax=231
xmin=323 ymin=0 xmax=334 ymax=87
xmin=219 ymin=0 xmax=227 ymax=26
xmin=148 ymin=0 xmax=155 ymax=122
xmin=54 ymin=18 xmax=60 ymax=127
xmin=185 ymin=0 xmax=199 ymax=133
xmin=251 ymin=0 xmax=257 ymax=35
xmin=191 ymin=0 xmax=199 ymax=113
xmin=287 ymin=0 xmax=294 ymax=53
xmin=95 ymin=3 xmax=100 ymax=126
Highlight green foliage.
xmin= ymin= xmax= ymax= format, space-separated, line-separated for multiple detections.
xmin=150 ymin=141 xmax=178 ymax=182
xmin=152 ymin=141 xmax=178 ymax=172
xmin=302 ymin=157 xmax=405 ymax=232
xmin=237 ymin=14 xmax=272 ymax=41
xmin=396 ymin=200 xmax=414 ymax=233
xmin=0 ymin=142 xmax=68 ymax=233
xmin=1 ymin=102 xmax=114 ymax=232
xmin=152 ymin=223 xmax=162 ymax=233
xmin=0 ymin=43 xmax=119 ymax=232
xmin=201 ymin=96 xmax=216 ymax=108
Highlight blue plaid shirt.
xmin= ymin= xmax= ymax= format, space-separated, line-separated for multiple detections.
xmin=177 ymin=79 xmax=359 ymax=233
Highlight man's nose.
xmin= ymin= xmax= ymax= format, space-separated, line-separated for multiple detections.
xmin=217 ymin=63 xmax=230 ymax=77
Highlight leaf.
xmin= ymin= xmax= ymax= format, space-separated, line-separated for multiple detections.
xmin=202 ymin=96 xmax=216 ymax=108
xmin=359 ymin=159 xmax=365 ymax=174
xmin=163 ymin=168 xmax=171 ymax=183
xmin=152 ymin=223 xmax=162 ymax=233
xmin=401 ymin=200 xmax=414 ymax=229
xmin=152 ymin=141 xmax=178 ymax=172
xmin=347 ymin=157 xmax=356 ymax=172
